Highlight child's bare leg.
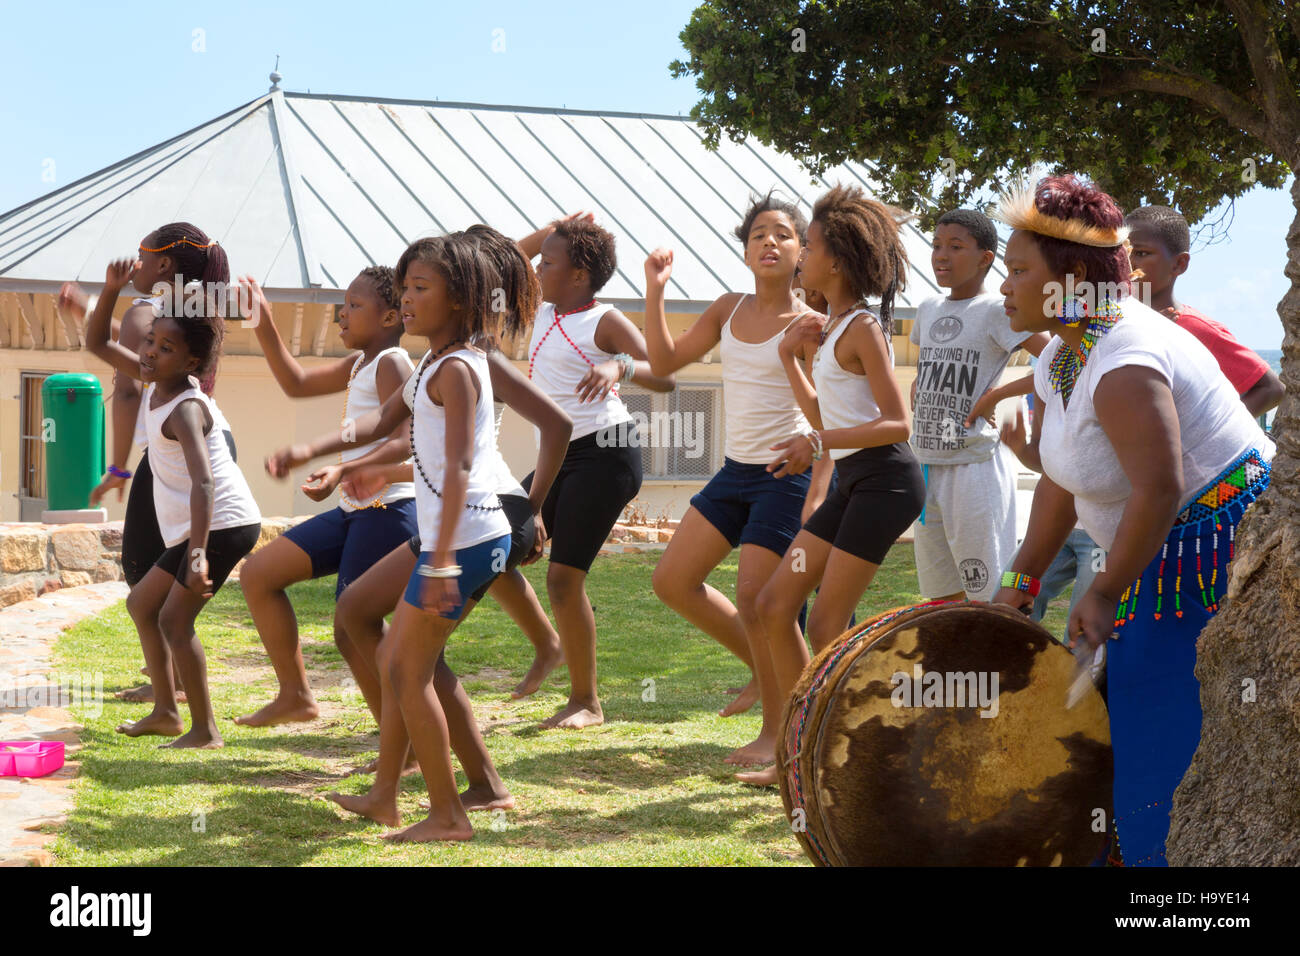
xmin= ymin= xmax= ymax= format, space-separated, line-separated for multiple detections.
xmin=541 ymin=563 xmax=603 ymax=729
xmin=329 ymin=631 xmax=406 ymax=826
xmin=805 ymin=549 xmax=878 ymax=655
xmin=235 ymin=537 xmax=320 ymax=726
xmin=738 ymin=533 xmax=833 ymax=785
xmin=486 ymin=569 xmax=563 ymax=698
xmin=334 ymin=624 xmax=382 ymax=723
xmin=725 ymin=544 xmax=787 ymax=764
xmin=651 ymin=509 xmax=757 ymax=716
xmin=118 ymin=567 xmax=185 ymax=737
xmin=157 ymin=581 xmax=223 ymax=749
xmin=383 ymin=604 xmax=473 ymax=842
xmin=124 ymin=660 xmax=186 ymax=702
xmin=431 ymin=644 xmax=513 ymax=811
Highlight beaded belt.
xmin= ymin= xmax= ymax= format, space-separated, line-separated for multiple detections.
xmin=1114 ymin=447 xmax=1270 ymax=626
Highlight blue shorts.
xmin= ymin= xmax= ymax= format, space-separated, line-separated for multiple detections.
xmin=690 ymin=458 xmax=811 ymax=557
xmin=403 ymin=533 xmax=513 ymax=620
xmin=283 ymin=499 xmax=419 ymax=597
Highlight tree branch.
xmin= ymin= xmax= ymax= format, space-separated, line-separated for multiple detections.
xmin=1226 ymin=0 xmax=1300 ymax=125
xmin=1089 ymin=65 xmax=1277 ymax=152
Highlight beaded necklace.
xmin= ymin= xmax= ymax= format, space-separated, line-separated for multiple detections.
xmin=527 ymin=299 xmax=599 ymax=379
xmin=1047 ymin=297 xmax=1122 ymax=408
xmin=408 ymin=342 xmax=504 ymax=514
xmin=337 ymin=352 xmax=390 ymax=511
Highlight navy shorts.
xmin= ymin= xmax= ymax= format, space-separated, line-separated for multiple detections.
xmin=283 ymin=498 xmax=419 ymax=597
xmin=406 ymin=494 xmax=536 ymax=602
xmin=404 ymin=533 xmax=514 ymax=620
xmin=690 ymin=458 xmax=811 ymax=557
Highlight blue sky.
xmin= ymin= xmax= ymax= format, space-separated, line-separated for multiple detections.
xmin=1 ymin=0 xmax=1292 ymax=348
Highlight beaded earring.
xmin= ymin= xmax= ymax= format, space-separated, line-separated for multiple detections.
xmin=1058 ymin=295 xmax=1088 ymax=325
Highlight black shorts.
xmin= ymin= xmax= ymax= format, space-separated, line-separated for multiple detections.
xmin=803 ymin=442 xmax=925 ymax=565
xmin=122 ymin=431 xmax=236 ymax=587
xmin=155 ymin=521 xmax=261 ymax=592
xmin=406 ymin=493 xmax=537 ymax=601
xmin=522 ymin=425 xmax=642 ymax=573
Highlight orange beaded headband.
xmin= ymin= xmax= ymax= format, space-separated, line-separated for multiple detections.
xmin=139 ymin=237 xmax=219 ymax=253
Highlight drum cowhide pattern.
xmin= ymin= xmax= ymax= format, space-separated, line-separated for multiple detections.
xmin=777 ymin=601 xmax=1112 ymax=866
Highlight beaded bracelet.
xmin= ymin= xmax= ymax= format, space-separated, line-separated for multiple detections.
xmin=1000 ymin=571 xmax=1041 ymax=596
xmin=417 ymin=564 xmax=462 ymax=579
xmin=108 ymin=465 xmax=132 ymax=480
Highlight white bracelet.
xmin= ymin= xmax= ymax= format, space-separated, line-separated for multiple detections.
xmin=417 ymin=564 xmax=462 ymax=578
xmin=612 ymin=352 xmax=635 ymax=382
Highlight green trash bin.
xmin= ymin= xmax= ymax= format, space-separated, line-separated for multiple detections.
xmin=41 ymin=373 xmax=105 ymax=511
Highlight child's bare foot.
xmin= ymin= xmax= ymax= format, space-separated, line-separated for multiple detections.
xmin=511 ymin=644 xmax=563 ymax=699
xmin=328 ymin=791 xmax=401 ymax=827
xmin=346 ymin=754 xmax=420 ymax=777
xmin=234 ymin=692 xmax=319 ymax=727
xmin=118 ymin=683 xmax=187 ymax=704
xmin=541 ymin=700 xmax=603 ymax=729
xmin=719 ymin=679 xmax=759 ymax=717
xmin=116 ymin=711 xmax=184 ymax=737
xmin=381 ymin=816 xmax=473 ymax=843
xmin=161 ymin=728 xmax=224 ymax=749
xmin=458 ymin=783 xmax=515 ymax=812
xmin=735 ymin=764 xmax=778 ymax=787
xmin=724 ymin=736 xmax=775 ymax=766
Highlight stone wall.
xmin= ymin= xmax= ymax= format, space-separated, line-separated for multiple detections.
xmin=0 ymin=523 xmax=124 ymax=607
xmin=0 ymin=518 xmax=306 ymax=609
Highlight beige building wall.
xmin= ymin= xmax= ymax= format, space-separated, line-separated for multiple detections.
xmin=1 ymin=294 xmax=1032 ymax=524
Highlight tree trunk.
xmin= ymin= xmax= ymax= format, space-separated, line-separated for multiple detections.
xmin=1167 ymin=175 xmax=1300 ymax=865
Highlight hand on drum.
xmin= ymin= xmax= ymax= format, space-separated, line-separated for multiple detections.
xmin=1068 ymin=589 xmax=1118 ymax=650
xmin=992 ymin=586 xmax=1034 ymax=615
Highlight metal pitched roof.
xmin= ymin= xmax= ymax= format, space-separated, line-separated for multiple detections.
xmin=0 ymin=91 xmax=1003 ymax=308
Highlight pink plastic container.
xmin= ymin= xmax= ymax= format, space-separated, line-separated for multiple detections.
xmin=0 ymin=741 xmax=65 ymax=777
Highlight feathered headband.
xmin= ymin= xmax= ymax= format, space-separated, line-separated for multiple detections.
xmin=992 ymin=183 xmax=1129 ymax=248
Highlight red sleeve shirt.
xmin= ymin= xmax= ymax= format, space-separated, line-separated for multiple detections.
xmin=1172 ymin=306 xmax=1271 ymax=396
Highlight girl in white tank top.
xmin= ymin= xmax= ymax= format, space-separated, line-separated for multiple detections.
xmin=641 ymin=195 xmax=835 ymax=769
xmin=234 ymin=270 xmax=418 ymax=730
xmin=74 ymin=252 xmax=263 ymax=750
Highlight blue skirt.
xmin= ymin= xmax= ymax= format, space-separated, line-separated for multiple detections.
xmin=1107 ymin=447 xmax=1270 ymax=866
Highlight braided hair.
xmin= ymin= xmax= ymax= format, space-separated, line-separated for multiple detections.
xmin=810 ymin=185 xmax=909 ymax=337
xmin=465 ymin=223 xmax=540 ymax=344
xmin=143 ymin=222 xmax=229 ymax=394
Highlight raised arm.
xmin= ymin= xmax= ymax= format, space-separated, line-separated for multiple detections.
xmin=70 ymin=258 xmax=147 ymax=381
xmin=642 ymin=248 xmax=724 ymax=375
xmin=517 ymin=211 xmax=594 ymax=260
xmin=241 ymin=277 xmax=355 ymax=397
xmin=778 ymin=313 xmax=826 ymax=428
xmin=266 ymin=385 xmax=412 ymax=478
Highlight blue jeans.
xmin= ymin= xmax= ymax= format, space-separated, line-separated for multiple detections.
xmin=1031 ymin=528 xmax=1100 ymax=640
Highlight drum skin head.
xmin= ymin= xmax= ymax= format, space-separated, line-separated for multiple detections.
xmin=777 ymin=602 xmax=1112 ymax=866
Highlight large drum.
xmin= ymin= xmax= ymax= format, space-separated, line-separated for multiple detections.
xmin=778 ymin=601 xmax=1112 ymax=866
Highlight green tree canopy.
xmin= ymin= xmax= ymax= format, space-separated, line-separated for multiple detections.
xmin=672 ymin=0 xmax=1298 ymax=226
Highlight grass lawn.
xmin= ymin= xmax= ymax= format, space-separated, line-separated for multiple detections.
xmin=51 ymin=545 xmax=1072 ymax=867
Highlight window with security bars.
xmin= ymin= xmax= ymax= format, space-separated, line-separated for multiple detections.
xmin=618 ymin=383 xmax=722 ymax=480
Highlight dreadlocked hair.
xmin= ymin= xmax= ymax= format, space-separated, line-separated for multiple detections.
xmin=358 ymin=265 xmax=400 ymax=310
xmin=551 ymin=218 xmax=617 ymax=293
xmin=811 ymin=184 xmax=910 ymax=338
xmin=465 ymin=223 xmax=540 ymax=343
xmin=396 ymin=233 xmax=503 ymax=346
xmin=734 ymin=190 xmax=808 ymax=245
xmin=1125 ymin=205 xmax=1191 ymax=256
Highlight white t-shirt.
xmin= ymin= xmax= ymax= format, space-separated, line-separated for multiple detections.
xmin=526 ymin=302 xmax=633 ymax=442
xmin=910 ymin=292 xmax=1031 ymax=464
xmin=1035 ymin=297 xmax=1274 ymax=552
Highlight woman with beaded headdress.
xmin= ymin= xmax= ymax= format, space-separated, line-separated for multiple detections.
xmin=991 ymin=174 xmax=1274 ymax=866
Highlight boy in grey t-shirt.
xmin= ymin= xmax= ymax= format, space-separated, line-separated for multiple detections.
xmin=909 ymin=210 xmax=1048 ymax=600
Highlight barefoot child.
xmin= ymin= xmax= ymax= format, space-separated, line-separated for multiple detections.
xmin=235 ymin=268 xmax=416 ymax=728
xmin=87 ymin=222 xmax=238 ymax=704
xmin=516 ymin=216 xmax=676 ymax=728
xmin=909 ymin=209 xmax=1048 ymax=602
xmin=743 ymin=185 xmax=925 ymax=785
xmin=642 ymin=193 xmax=828 ymax=767
xmin=71 ymin=256 xmax=261 ymax=749
xmin=270 ymin=233 xmax=512 ymax=840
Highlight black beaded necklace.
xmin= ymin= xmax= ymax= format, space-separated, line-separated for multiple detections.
xmin=408 ymin=341 xmax=503 ymax=513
